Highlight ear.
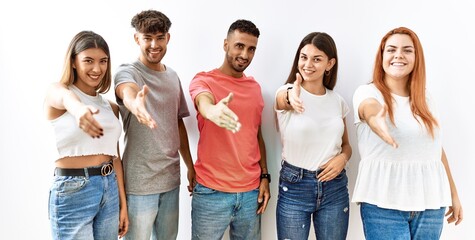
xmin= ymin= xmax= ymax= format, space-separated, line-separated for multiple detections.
xmin=223 ymin=38 xmax=228 ymax=51
xmin=134 ymin=33 xmax=140 ymax=45
xmin=326 ymin=58 xmax=336 ymax=71
xmin=166 ymin=32 xmax=171 ymax=44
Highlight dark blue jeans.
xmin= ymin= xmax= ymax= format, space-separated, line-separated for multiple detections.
xmin=276 ymin=161 xmax=349 ymax=240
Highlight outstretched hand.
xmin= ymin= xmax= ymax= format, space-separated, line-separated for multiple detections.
xmin=367 ymin=105 xmax=398 ymax=148
xmin=289 ymin=73 xmax=305 ymax=113
xmin=74 ymin=105 xmax=103 ymax=138
xmin=131 ymin=85 xmax=157 ymax=129
xmin=206 ymin=93 xmax=241 ymax=133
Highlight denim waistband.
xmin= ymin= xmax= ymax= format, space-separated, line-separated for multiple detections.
xmin=281 ymin=160 xmax=321 ymax=176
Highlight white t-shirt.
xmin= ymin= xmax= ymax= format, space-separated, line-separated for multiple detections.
xmin=351 ymin=83 xmax=451 ymax=211
xmin=275 ymin=84 xmax=349 ymax=171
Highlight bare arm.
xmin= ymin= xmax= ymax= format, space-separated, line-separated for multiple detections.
xmin=178 ymin=118 xmax=196 ymax=194
xmin=359 ymin=98 xmax=398 ymax=148
xmin=194 ymin=92 xmax=241 ymax=133
xmin=115 ymin=82 xmax=156 ymax=129
xmin=44 ymin=83 xmax=103 ymax=138
xmin=256 ymin=127 xmax=270 ymax=214
xmin=441 ymin=148 xmax=463 ymax=225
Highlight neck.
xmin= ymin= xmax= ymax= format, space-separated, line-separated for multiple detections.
xmin=384 ymin=76 xmax=409 ymax=96
xmin=218 ymin=65 xmax=243 ymax=78
xmin=302 ymin=80 xmax=326 ymax=95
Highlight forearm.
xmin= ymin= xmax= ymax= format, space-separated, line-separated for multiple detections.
xmin=275 ymin=88 xmax=292 ymax=111
xmin=441 ymin=149 xmax=459 ymax=198
xmin=46 ymin=83 xmax=82 ymax=111
xmin=195 ymin=92 xmax=215 ymax=120
xmin=257 ymin=127 xmax=268 ymax=174
xmin=113 ymin=156 xmax=127 ymax=208
xmin=178 ymin=119 xmax=194 ymax=170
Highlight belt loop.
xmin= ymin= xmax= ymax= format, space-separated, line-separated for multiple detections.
xmin=84 ymin=167 xmax=89 ymax=179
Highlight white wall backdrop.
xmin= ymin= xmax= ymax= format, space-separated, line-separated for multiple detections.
xmin=1 ymin=0 xmax=473 ymax=239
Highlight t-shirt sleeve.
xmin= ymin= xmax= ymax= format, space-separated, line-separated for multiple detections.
xmin=353 ymin=84 xmax=380 ymax=124
xmin=177 ymin=78 xmax=190 ymax=119
xmin=189 ymin=72 xmax=212 ymax=105
xmin=113 ymin=64 xmax=141 ymax=105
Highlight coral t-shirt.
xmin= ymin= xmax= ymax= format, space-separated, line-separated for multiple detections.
xmin=189 ymin=69 xmax=264 ymax=192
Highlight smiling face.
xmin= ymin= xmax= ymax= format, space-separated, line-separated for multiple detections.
xmin=135 ymin=31 xmax=169 ymax=70
xmin=298 ymin=44 xmax=335 ymax=84
xmin=221 ymin=30 xmax=258 ymax=78
xmin=382 ymin=33 xmax=415 ymax=83
xmin=73 ymin=48 xmax=109 ymax=95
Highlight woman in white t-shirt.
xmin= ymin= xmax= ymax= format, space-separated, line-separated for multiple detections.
xmin=274 ymin=32 xmax=352 ymax=240
xmin=352 ymin=27 xmax=463 ymax=239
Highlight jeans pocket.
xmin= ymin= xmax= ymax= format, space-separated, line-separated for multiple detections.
xmin=333 ymin=168 xmax=347 ymax=180
xmin=193 ymin=183 xmax=216 ymax=195
xmin=279 ymin=166 xmax=301 ymax=183
xmin=53 ymin=176 xmax=88 ymax=196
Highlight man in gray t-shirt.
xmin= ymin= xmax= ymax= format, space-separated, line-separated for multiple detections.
xmin=114 ymin=10 xmax=195 ymax=240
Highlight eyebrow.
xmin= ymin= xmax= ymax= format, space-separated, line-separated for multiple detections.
xmin=300 ymin=52 xmax=324 ymax=57
xmin=386 ymin=45 xmax=414 ymax=49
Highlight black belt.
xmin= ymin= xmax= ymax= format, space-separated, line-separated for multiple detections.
xmin=55 ymin=162 xmax=114 ymax=176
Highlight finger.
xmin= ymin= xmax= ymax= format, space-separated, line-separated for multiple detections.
xmin=221 ymin=92 xmax=234 ymax=105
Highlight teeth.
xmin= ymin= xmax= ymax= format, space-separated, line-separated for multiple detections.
xmin=392 ymin=63 xmax=404 ymax=66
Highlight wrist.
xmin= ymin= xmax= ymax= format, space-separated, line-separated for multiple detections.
xmin=285 ymin=86 xmax=293 ymax=105
xmin=260 ymin=173 xmax=271 ymax=183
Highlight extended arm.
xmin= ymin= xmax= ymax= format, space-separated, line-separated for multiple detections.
xmin=194 ymin=92 xmax=241 ymax=133
xmin=358 ymin=98 xmax=398 ymax=148
xmin=44 ymin=82 xmax=103 ymax=138
xmin=115 ymin=83 xmax=156 ymax=129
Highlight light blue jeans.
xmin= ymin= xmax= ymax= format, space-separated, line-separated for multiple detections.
xmin=191 ymin=183 xmax=261 ymax=240
xmin=124 ymin=186 xmax=179 ymax=240
xmin=360 ymin=203 xmax=446 ymax=240
xmin=276 ymin=161 xmax=349 ymax=240
xmin=49 ymin=172 xmax=119 ymax=240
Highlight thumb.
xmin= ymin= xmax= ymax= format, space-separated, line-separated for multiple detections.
xmin=88 ymin=106 xmax=99 ymax=115
xmin=295 ymin=72 xmax=303 ymax=85
xmin=221 ymin=92 xmax=234 ymax=105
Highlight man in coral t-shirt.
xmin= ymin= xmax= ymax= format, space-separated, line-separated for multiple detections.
xmin=189 ymin=19 xmax=270 ymax=239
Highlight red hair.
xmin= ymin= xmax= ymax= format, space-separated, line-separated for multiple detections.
xmin=372 ymin=27 xmax=438 ymax=137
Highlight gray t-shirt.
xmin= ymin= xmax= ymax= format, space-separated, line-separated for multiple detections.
xmin=114 ymin=60 xmax=190 ymax=195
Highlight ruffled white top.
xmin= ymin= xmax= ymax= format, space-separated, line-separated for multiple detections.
xmin=351 ymin=84 xmax=451 ymax=211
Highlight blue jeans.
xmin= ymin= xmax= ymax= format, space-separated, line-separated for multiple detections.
xmin=49 ymin=172 xmax=119 ymax=240
xmin=360 ymin=203 xmax=446 ymax=240
xmin=191 ymin=183 xmax=261 ymax=240
xmin=276 ymin=161 xmax=349 ymax=240
xmin=124 ymin=187 xmax=179 ymax=240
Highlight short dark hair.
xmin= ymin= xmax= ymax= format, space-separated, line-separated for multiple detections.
xmin=131 ymin=10 xmax=171 ymax=34
xmin=227 ymin=19 xmax=260 ymax=38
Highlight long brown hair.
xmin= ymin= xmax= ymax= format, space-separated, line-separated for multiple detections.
xmin=372 ymin=27 xmax=438 ymax=137
xmin=285 ymin=32 xmax=338 ymax=90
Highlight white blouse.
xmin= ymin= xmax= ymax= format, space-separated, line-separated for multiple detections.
xmin=351 ymin=84 xmax=451 ymax=211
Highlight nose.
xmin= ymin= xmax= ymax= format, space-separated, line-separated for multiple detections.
xmin=92 ymin=62 xmax=102 ymax=73
xmin=151 ymin=39 xmax=159 ymax=48
xmin=394 ymin=49 xmax=404 ymax=59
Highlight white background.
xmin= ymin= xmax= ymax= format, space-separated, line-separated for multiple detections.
xmin=0 ymin=0 xmax=473 ymax=239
